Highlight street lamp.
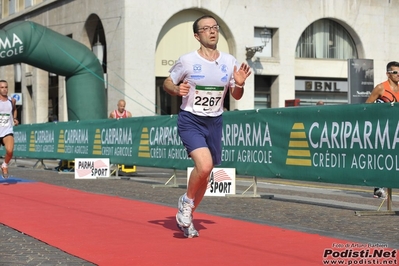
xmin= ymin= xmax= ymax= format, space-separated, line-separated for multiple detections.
xmin=92 ymin=33 xmax=107 ymax=88
xmin=14 ymin=63 xmax=21 ymax=82
xmin=92 ymin=34 xmax=104 ymax=65
xmin=245 ymin=27 xmax=272 ymax=60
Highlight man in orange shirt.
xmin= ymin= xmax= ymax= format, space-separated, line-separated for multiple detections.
xmin=365 ymin=61 xmax=399 ymax=199
xmin=366 ymin=61 xmax=399 ymax=104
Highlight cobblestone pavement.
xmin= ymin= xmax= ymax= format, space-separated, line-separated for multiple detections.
xmin=1 ymin=162 xmax=398 ymax=265
xmin=0 ymin=224 xmax=94 ymax=266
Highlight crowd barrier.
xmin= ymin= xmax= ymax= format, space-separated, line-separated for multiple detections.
xmin=2 ymin=103 xmax=399 ymax=192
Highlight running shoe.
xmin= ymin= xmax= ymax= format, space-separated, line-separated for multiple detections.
xmin=177 ymin=222 xmax=199 ymax=238
xmin=176 ymin=194 xmax=194 ymax=228
xmin=1 ymin=163 xmax=8 ymax=179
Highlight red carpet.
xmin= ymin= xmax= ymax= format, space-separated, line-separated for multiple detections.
xmin=0 ymin=181 xmax=392 ymax=265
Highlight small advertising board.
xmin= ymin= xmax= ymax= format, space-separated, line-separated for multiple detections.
xmin=74 ymin=158 xmax=110 ymax=179
xmin=187 ymin=167 xmax=236 ymax=196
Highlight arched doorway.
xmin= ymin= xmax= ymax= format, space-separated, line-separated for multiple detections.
xmin=154 ymin=11 xmax=233 ymax=114
xmin=85 ymin=14 xmax=107 ymax=101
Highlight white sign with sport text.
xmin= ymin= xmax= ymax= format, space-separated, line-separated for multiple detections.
xmin=187 ymin=167 xmax=236 ymax=196
xmin=74 ymin=158 xmax=110 ymax=179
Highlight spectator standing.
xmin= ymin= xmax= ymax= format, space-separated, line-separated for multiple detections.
xmin=109 ymin=99 xmax=132 ymax=119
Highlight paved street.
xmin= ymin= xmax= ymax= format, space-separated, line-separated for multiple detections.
xmin=0 ymin=159 xmax=398 ymax=265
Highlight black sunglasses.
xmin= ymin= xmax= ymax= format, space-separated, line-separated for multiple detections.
xmin=387 ymin=70 xmax=399 ymax=74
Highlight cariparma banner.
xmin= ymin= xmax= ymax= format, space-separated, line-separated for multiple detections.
xmin=4 ymin=103 xmax=399 ymax=188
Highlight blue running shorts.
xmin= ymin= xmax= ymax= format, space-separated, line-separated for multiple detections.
xmin=177 ymin=110 xmax=223 ymax=166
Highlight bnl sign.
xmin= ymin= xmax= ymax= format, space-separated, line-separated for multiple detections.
xmin=11 ymin=93 xmax=22 ymax=105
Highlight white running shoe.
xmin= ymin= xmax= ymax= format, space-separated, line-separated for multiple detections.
xmin=1 ymin=163 xmax=8 ymax=179
xmin=177 ymin=221 xmax=199 ymax=238
xmin=184 ymin=223 xmax=199 ymax=238
xmin=176 ymin=194 xmax=194 ymax=228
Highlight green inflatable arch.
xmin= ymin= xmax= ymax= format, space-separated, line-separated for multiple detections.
xmin=0 ymin=21 xmax=107 ymax=121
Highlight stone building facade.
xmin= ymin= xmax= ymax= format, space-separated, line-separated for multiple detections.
xmin=0 ymin=0 xmax=397 ymax=122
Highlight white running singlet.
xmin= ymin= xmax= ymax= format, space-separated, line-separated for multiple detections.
xmin=169 ymin=50 xmax=240 ymax=117
xmin=0 ymin=97 xmax=13 ymax=137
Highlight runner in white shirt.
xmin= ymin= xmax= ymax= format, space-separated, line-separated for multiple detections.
xmin=170 ymin=50 xmax=240 ymax=117
xmin=163 ymin=15 xmax=251 ymax=238
xmin=0 ymin=80 xmax=19 ymax=179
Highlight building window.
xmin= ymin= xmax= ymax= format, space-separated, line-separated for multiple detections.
xmin=25 ymin=0 xmax=32 ymax=8
xmin=254 ymin=75 xmax=272 ymax=109
xmin=295 ymin=19 xmax=357 ymax=59
xmin=8 ymin=0 xmax=15 ymax=15
xmin=253 ymin=27 xmax=272 ymax=57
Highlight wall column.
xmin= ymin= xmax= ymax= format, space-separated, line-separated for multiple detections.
xmin=58 ymin=76 xmax=68 ymax=122
xmin=33 ymin=68 xmax=49 ymax=123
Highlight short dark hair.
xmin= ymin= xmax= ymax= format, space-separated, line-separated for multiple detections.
xmin=0 ymin=80 xmax=7 ymax=83
xmin=386 ymin=61 xmax=399 ymax=71
xmin=193 ymin=15 xmax=218 ymax=34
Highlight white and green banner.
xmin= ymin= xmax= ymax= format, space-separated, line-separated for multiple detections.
xmin=5 ymin=103 xmax=399 ymax=188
